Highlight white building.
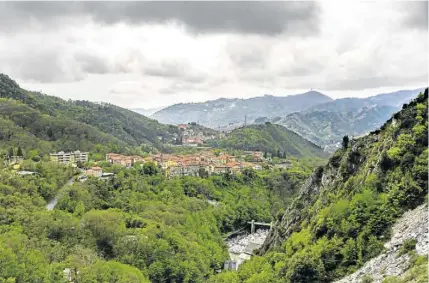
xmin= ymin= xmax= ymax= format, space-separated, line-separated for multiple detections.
xmin=50 ymin=150 xmax=88 ymax=164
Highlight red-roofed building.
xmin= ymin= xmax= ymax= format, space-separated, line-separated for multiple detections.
xmin=86 ymin=166 xmax=103 ymax=177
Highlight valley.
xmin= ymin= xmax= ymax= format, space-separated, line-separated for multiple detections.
xmin=0 ymin=83 xmax=426 ymax=282
xmin=1 ymin=2 xmax=428 ymax=282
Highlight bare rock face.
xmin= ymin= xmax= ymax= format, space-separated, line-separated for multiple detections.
xmin=334 ymin=204 xmax=428 ymax=283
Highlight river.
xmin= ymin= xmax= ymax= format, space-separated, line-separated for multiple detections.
xmin=225 ymin=228 xmax=269 ymax=269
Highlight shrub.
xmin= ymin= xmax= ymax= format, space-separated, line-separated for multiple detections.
xmin=398 ymin=238 xmax=417 ymax=257
xmin=362 ymin=274 xmax=374 ymax=283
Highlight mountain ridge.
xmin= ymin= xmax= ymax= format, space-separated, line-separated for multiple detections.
xmin=206 ymin=123 xmax=328 ymax=159
xmin=0 ymin=74 xmax=178 ymax=156
xmin=151 ymin=91 xmax=333 ymax=127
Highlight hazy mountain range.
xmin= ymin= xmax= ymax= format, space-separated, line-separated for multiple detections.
xmin=149 ymin=88 xmax=424 ymax=150
xmin=266 ymin=88 xmax=424 ymax=150
xmin=150 ymin=91 xmax=333 ymax=128
xmin=131 ymin=106 xmax=166 ymax=117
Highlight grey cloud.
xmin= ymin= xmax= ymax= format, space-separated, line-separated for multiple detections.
xmin=0 ymin=2 xmax=321 ymax=35
xmin=2 ymin=48 xmax=114 ymax=83
xmin=400 ymin=1 xmax=428 ymax=30
xmin=279 ymin=61 xmax=325 ymax=77
xmin=142 ymin=61 xmax=207 ymax=83
xmin=4 ymin=49 xmax=84 ymax=83
xmin=143 ymin=61 xmax=188 ymax=78
xmin=323 ymin=74 xmax=428 ymax=91
xmin=228 ymin=43 xmax=269 ymax=68
xmin=74 ymin=52 xmax=110 ymax=74
xmin=158 ymin=76 xmax=222 ymax=95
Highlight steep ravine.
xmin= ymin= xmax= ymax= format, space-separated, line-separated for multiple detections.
xmin=252 ymin=90 xmax=428 ymax=283
xmin=335 ymin=203 xmax=428 ymax=283
xmin=260 ymin=136 xmax=371 ymax=252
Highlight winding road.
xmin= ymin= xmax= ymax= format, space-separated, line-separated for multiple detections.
xmin=46 ymin=176 xmax=75 ymax=210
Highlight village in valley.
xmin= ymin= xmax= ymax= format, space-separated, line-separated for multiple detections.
xmin=105 ymin=150 xmax=267 ymax=178
xmin=42 ymin=149 xmax=278 ymax=179
xmin=46 ymin=123 xmax=291 ymax=179
xmin=4 ymin=122 xmax=293 ymax=181
xmin=3 ymin=120 xmax=295 ymax=184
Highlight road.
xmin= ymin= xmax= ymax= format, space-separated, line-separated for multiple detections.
xmin=46 ymin=176 xmax=75 ymax=210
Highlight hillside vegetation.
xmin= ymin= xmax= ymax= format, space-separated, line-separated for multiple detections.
xmin=275 ymin=105 xmax=398 ymax=148
xmin=0 ymin=156 xmax=313 ymax=282
xmin=0 ymin=74 xmax=177 ymax=157
xmin=210 ymin=89 xmax=428 ymax=282
xmin=207 ymin=123 xmax=328 ymax=159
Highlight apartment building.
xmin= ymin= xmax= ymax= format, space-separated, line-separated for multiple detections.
xmin=50 ymin=151 xmax=88 ymax=164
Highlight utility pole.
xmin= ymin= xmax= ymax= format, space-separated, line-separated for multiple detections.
xmin=244 ymin=115 xmax=247 ymax=127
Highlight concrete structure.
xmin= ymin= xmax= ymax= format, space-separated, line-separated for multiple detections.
xmin=248 ymin=220 xmax=272 ymax=234
xmin=50 ymin=151 xmax=88 ymax=164
xmin=17 ymin=171 xmax=37 ymax=176
xmin=224 ymin=260 xmax=238 ymax=271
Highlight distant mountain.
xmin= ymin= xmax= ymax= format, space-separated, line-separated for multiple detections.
xmin=0 ymin=74 xmax=178 ymax=156
xmin=273 ymin=105 xmax=397 ymax=149
xmin=131 ymin=106 xmax=166 ymax=116
xmin=206 ymin=123 xmax=328 ymax=159
xmin=151 ymin=91 xmax=333 ymax=128
xmin=268 ymin=88 xmax=425 ymax=150
xmin=307 ymin=88 xmax=424 ymax=112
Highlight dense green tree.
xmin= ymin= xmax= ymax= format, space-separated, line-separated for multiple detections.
xmin=16 ymin=146 xmax=23 ymax=157
xmin=342 ymin=135 xmax=349 ymax=149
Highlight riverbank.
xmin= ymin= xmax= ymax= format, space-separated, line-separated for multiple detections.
xmin=225 ymin=229 xmax=269 ymax=270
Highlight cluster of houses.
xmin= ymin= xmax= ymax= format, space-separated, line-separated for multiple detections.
xmin=105 ymin=153 xmax=145 ymax=167
xmin=175 ymin=123 xmax=223 ymax=147
xmin=105 ymin=151 xmax=265 ymax=178
xmin=47 ymin=149 xmax=279 ymax=179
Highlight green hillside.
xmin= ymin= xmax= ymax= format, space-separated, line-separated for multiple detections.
xmin=208 ymin=123 xmax=328 ymax=159
xmin=275 ymin=104 xmax=398 ymax=148
xmin=0 ymin=74 xmax=177 ymax=157
xmin=211 ymin=89 xmax=428 ymax=282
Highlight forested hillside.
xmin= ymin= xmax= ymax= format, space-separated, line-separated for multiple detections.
xmin=207 ymin=123 xmax=328 ymax=159
xmin=274 ymin=104 xmax=398 ymax=148
xmin=210 ymin=89 xmax=428 ymax=282
xmin=0 ymin=74 xmax=177 ymax=157
xmin=0 ymin=156 xmax=312 ymax=282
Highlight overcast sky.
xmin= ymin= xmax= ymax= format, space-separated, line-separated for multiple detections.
xmin=0 ymin=1 xmax=427 ymax=109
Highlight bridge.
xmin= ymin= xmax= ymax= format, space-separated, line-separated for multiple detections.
xmin=247 ymin=220 xmax=272 ymax=234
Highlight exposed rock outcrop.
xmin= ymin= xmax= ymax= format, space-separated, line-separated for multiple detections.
xmin=260 ymin=135 xmax=372 ymax=253
xmin=334 ymin=203 xmax=428 ymax=283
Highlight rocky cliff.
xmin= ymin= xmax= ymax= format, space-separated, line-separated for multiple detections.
xmin=254 ymin=89 xmax=428 ymax=283
xmin=261 ymin=90 xmax=428 ymax=254
xmin=335 ymin=203 xmax=428 ymax=283
xmin=260 ymin=132 xmax=377 ymax=252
